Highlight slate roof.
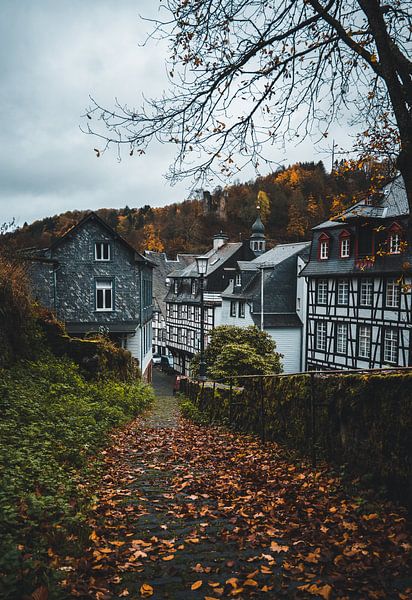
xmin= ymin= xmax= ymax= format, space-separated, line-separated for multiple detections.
xmin=168 ymin=242 xmax=244 ymax=278
xmin=222 ymin=242 xmax=310 ymax=327
xmin=144 ymin=251 xmax=197 ymax=317
xmin=313 ymin=176 xmax=408 ymax=229
xmin=302 ymin=175 xmax=410 ymax=278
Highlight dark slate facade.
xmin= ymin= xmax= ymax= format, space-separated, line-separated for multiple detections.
xmin=26 ymin=212 xmax=154 ymax=378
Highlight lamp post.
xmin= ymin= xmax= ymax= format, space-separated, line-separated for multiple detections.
xmin=195 ymin=255 xmax=209 ymax=380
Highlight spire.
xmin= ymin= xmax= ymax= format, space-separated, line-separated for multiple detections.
xmin=250 ymin=202 xmax=266 ymax=255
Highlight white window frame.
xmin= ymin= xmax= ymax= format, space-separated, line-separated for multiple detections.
xmin=238 ymin=301 xmax=245 ymax=318
xmin=95 ymin=242 xmax=110 ymax=261
xmin=320 ymin=240 xmax=329 ymax=260
xmin=383 ymin=328 xmax=398 ymax=364
xmin=360 ymin=279 xmax=373 ymax=307
xmin=191 ymin=279 xmax=197 ymax=295
xmin=235 ymin=273 xmax=242 ymax=286
xmin=96 ymin=279 xmax=113 ymax=312
xmin=340 ymin=237 xmax=350 ymax=258
xmin=230 ymin=301 xmax=236 ymax=317
xmin=358 ymin=325 xmax=371 ymax=359
xmin=316 ymin=321 xmax=327 ymax=351
xmin=317 ymin=279 xmax=328 ymax=305
xmin=389 ymin=233 xmax=401 ymax=254
xmin=337 ymin=279 xmax=349 ymax=305
xmin=336 ymin=323 xmax=348 ymax=354
xmin=173 ymin=280 xmax=179 ymax=294
xmin=386 ymin=278 xmax=400 ymax=308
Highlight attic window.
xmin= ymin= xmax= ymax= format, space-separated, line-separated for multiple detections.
xmin=235 ymin=273 xmax=241 ymax=286
xmin=318 ymin=233 xmax=330 ymax=260
xmin=339 ymin=230 xmax=351 ymax=258
xmin=388 ymin=223 xmax=403 ymax=254
xmin=95 ymin=242 xmax=110 ymax=261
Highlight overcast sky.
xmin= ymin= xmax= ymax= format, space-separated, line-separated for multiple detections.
xmin=0 ymin=1 xmax=353 ymax=227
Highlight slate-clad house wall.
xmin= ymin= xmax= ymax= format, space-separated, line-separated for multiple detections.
xmin=301 ymin=176 xmax=412 ymax=370
xmin=221 ymin=241 xmax=310 ymax=373
xmin=27 ymin=212 xmax=154 ymax=380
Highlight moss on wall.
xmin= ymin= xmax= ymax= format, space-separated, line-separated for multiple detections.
xmin=182 ymin=372 xmax=412 ymax=507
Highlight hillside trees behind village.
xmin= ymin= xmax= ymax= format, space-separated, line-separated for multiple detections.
xmin=8 ymin=161 xmax=382 ymax=255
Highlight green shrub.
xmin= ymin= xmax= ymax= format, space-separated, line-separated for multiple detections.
xmin=0 ymin=355 xmax=154 ymax=599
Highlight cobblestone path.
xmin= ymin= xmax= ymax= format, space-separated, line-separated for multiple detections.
xmin=65 ymin=370 xmax=411 ymax=599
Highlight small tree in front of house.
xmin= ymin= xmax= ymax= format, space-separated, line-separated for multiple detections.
xmin=190 ymin=325 xmax=283 ymax=380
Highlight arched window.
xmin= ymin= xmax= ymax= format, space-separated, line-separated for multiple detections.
xmin=339 ymin=230 xmax=351 ymax=258
xmin=318 ymin=232 xmax=330 ymax=260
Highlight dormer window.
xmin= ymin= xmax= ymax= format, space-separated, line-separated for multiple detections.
xmin=235 ymin=273 xmax=242 ymax=286
xmin=173 ymin=280 xmax=179 ymax=294
xmin=388 ymin=223 xmax=403 ymax=254
xmin=318 ymin=233 xmax=330 ymax=260
xmin=95 ymin=242 xmax=110 ymax=261
xmin=191 ymin=279 xmax=197 ymax=295
xmin=339 ymin=230 xmax=351 ymax=258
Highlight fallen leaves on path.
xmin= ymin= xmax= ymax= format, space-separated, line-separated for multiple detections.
xmin=60 ymin=417 xmax=411 ymax=598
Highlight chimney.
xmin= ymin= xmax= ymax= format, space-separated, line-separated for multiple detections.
xmin=213 ymin=231 xmax=229 ymax=250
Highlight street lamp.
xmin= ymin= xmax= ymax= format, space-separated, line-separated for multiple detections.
xmin=195 ymin=255 xmax=209 ymax=380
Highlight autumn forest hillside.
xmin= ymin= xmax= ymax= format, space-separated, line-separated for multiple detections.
xmin=9 ymin=162 xmax=384 ymax=256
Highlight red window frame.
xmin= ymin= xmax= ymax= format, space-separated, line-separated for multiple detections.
xmin=339 ymin=229 xmax=351 ymax=259
xmin=317 ymin=232 xmax=330 ymax=260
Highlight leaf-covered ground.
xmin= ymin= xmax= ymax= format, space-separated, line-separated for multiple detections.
xmin=61 ymin=373 xmax=411 ymax=599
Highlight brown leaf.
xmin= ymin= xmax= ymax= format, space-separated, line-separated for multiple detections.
xmin=191 ymin=580 xmax=203 ymax=590
xmin=140 ymin=583 xmax=154 ymax=597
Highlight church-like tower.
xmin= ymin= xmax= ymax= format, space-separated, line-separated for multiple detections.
xmin=250 ymin=212 xmax=266 ymax=255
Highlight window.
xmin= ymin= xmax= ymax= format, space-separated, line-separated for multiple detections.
xmin=177 ymin=328 xmax=182 ymax=343
xmin=320 ymin=240 xmax=329 ymax=260
xmin=340 ymin=238 xmax=350 ymax=258
xmin=238 ymin=301 xmax=245 ymax=318
xmin=235 ymin=273 xmax=242 ymax=286
xmin=336 ymin=323 xmax=348 ymax=354
xmin=173 ymin=280 xmax=179 ymax=294
xmin=358 ymin=325 xmax=371 ymax=359
xmin=316 ymin=321 xmax=327 ymax=351
xmin=230 ymin=301 xmax=236 ymax=317
xmin=389 ymin=232 xmax=401 ymax=254
xmin=194 ymin=306 xmax=200 ymax=322
xmin=318 ymin=233 xmax=330 ymax=260
xmin=96 ymin=280 xmax=113 ymax=311
xmin=386 ymin=278 xmax=400 ymax=308
xmin=317 ymin=279 xmax=328 ymax=304
xmin=388 ymin=223 xmax=403 ymax=255
xmin=178 ymin=305 xmax=182 ymax=318
xmin=191 ymin=279 xmax=197 ymax=295
xmin=95 ymin=242 xmax=110 ymax=261
xmin=337 ymin=279 xmax=349 ymax=305
xmin=360 ymin=279 xmax=373 ymax=307
xmin=383 ymin=328 xmax=398 ymax=364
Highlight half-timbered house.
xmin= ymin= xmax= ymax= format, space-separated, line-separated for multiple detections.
xmin=144 ymin=250 xmax=197 ymax=358
xmin=302 ymin=176 xmax=412 ymax=370
xmin=165 ymin=229 xmax=258 ymax=375
xmin=26 ymin=212 xmax=154 ymax=380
